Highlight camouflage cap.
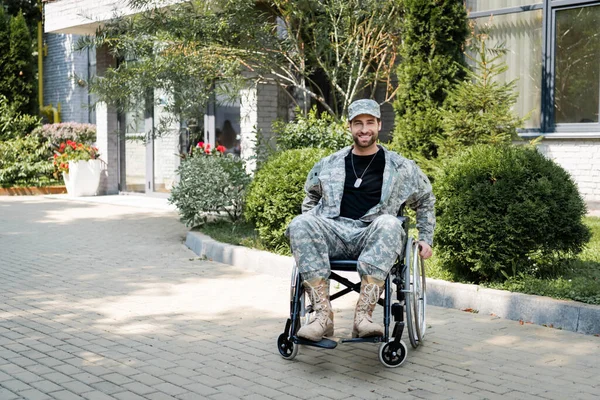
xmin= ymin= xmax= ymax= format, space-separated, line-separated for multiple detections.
xmin=348 ymin=99 xmax=380 ymax=121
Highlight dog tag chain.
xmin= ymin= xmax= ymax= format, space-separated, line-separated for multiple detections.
xmin=351 ymin=150 xmax=379 ymax=188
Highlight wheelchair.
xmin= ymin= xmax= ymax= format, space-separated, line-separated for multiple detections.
xmin=277 ymin=208 xmax=427 ymax=367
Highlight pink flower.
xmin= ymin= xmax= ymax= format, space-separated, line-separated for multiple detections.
xmin=216 ymin=145 xmax=226 ymax=154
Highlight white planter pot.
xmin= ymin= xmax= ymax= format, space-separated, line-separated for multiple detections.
xmin=62 ymin=159 xmax=102 ymax=197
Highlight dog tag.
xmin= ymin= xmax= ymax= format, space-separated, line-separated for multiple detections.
xmin=354 ymin=178 xmax=362 ymax=188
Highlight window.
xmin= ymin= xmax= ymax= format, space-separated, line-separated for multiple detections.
xmin=553 ymin=4 xmax=600 ymax=124
xmin=466 ymin=0 xmax=540 ymax=13
xmin=471 ymin=10 xmax=543 ymax=129
xmin=468 ymin=0 xmax=600 ymax=135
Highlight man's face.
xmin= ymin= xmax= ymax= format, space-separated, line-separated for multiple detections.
xmin=349 ymin=114 xmax=381 ymax=149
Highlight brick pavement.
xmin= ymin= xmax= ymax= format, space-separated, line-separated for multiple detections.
xmin=0 ymin=196 xmax=598 ymax=400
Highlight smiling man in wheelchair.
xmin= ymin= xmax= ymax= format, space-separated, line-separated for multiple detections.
xmin=285 ymin=99 xmax=435 ymax=346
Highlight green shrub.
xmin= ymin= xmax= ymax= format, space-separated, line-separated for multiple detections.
xmin=390 ymin=0 xmax=468 ymax=163
xmin=0 ymin=94 xmax=41 ymax=140
xmin=434 ymin=144 xmax=591 ymax=282
xmin=245 ymin=148 xmax=332 ymax=252
xmin=169 ymin=151 xmax=251 ymax=227
xmin=273 ymin=106 xmax=351 ymax=151
xmin=0 ymin=134 xmax=56 ymax=187
xmin=32 ymin=123 xmax=96 ymax=145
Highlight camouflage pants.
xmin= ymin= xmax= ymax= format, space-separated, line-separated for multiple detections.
xmin=286 ymin=214 xmax=405 ymax=281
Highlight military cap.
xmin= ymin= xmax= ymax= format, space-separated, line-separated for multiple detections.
xmin=348 ymin=99 xmax=381 ymax=121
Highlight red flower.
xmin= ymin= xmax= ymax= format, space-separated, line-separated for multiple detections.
xmin=216 ymin=145 xmax=226 ymax=154
xmin=59 ymin=143 xmax=66 ymax=152
xmin=197 ymin=141 xmax=205 ymax=148
xmin=53 ymin=154 xmax=58 ymax=158
xmin=205 ymin=143 xmax=211 ymax=152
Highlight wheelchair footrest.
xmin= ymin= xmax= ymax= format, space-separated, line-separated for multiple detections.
xmin=340 ymin=336 xmax=383 ymax=344
xmin=294 ymin=337 xmax=338 ymax=349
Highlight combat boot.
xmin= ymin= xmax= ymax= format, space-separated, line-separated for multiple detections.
xmin=297 ymin=278 xmax=334 ymax=341
xmin=352 ymin=275 xmax=385 ymax=338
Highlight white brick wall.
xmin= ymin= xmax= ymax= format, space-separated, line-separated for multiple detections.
xmin=537 ymin=139 xmax=600 ymax=203
xmin=240 ymin=80 xmax=288 ymax=173
xmin=43 ymin=33 xmax=91 ymax=122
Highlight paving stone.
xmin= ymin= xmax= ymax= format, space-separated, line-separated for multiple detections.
xmin=1 ymin=197 xmax=599 ymax=400
xmin=19 ymin=388 xmax=53 ymax=400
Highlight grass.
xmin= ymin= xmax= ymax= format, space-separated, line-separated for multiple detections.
xmin=199 ymin=216 xmax=600 ymax=305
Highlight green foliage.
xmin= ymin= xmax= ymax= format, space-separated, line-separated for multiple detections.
xmin=169 ymin=151 xmax=252 ymax=227
xmin=32 ymin=123 xmax=97 ymax=145
xmin=8 ymin=10 xmax=34 ymax=114
xmin=390 ymin=0 xmax=468 ymax=162
xmin=245 ymin=148 xmax=331 ymax=252
xmin=0 ymin=134 xmax=56 ymax=188
xmin=273 ymin=0 xmax=403 ymax=115
xmin=273 ymin=107 xmax=351 ymax=151
xmin=0 ymin=8 xmax=11 ymax=102
xmin=434 ymin=144 xmax=591 ymax=283
xmin=0 ymin=94 xmax=41 ymax=140
xmin=79 ymin=0 xmax=403 ymax=124
xmin=434 ymin=22 xmax=526 ymax=161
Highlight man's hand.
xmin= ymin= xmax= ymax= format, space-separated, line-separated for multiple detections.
xmin=418 ymin=241 xmax=433 ymax=259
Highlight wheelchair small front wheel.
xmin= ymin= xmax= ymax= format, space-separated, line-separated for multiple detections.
xmin=378 ymin=339 xmax=407 ymax=368
xmin=277 ymin=333 xmax=299 ymax=360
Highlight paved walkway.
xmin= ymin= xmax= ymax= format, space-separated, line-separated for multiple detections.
xmin=0 ymin=196 xmax=598 ymax=400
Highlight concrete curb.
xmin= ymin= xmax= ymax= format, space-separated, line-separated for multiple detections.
xmin=185 ymin=231 xmax=600 ymax=335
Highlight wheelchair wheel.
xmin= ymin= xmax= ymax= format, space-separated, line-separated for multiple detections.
xmin=404 ymin=238 xmax=426 ymax=348
xmin=277 ymin=333 xmax=299 ymax=360
xmin=378 ymin=339 xmax=408 ymax=368
xmin=278 ymin=264 xmax=304 ymax=361
xmin=411 ymin=241 xmax=427 ymax=343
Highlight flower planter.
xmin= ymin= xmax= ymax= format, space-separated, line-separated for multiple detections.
xmin=62 ymin=159 xmax=102 ymax=197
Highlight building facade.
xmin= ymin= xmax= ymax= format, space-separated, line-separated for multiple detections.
xmin=43 ymin=0 xmax=600 ymax=206
xmin=42 ymin=0 xmax=288 ymax=196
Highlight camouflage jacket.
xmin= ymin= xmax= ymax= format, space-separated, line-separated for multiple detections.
xmin=302 ymin=145 xmax=436 ymax=245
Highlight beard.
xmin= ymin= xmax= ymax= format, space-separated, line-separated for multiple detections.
xmin=353 ymin=133 xmax=377 ymax=148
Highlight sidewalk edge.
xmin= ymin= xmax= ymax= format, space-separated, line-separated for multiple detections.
xmin=185 ymin=231 xmax=600 ymax=335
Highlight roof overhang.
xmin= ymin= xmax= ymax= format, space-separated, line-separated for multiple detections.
xmin=43 ymin=0 xmax=182 ymax=35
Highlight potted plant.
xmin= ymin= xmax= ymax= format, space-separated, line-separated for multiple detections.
xmin=53 ymin=140 xmax=102 ymax=196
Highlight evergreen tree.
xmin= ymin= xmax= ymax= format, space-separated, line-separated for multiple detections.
xmin=434 ymin=22 xmax=526 ymax=160
xmin=0 ymin=8 xmax=11 ymax=101
xmin=389 ymin=0 xmax=468 ymax=165
xmin=8 ymin=10 xmax=34 ymax=114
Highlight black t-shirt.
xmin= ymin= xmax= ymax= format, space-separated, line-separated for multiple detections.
xmin=340 ymin=147 xmax=385 ymax=220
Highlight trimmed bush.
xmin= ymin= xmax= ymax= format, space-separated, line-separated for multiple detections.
xmin=434 ymin=144 xmax=591 ymax=282
xmin=273 ymin=106 xmax=351 ymax=151
xmin=32 ymin=123 xmax=97 ymax=145
xmin=169 ymin=151 xmax=251 ymax=227
xmin=245 ymin=148 xmax=332 ymax=252
xmin=0 ymin=134 xmax=56 ymax=187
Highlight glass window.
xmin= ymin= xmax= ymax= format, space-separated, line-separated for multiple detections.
xmin=466 ymin=0 xmax=541 ymax=13
xmin=554 ymin=4 xmax=600 ymax=124
xmin=472 ymin=11 xmax=543 ymax=129
xmin=215 ymin=93 xmax=241 ymax=157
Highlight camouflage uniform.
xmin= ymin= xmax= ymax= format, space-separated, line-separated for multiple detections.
xmin=286 ymin=145 xmax=435 ymax=282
